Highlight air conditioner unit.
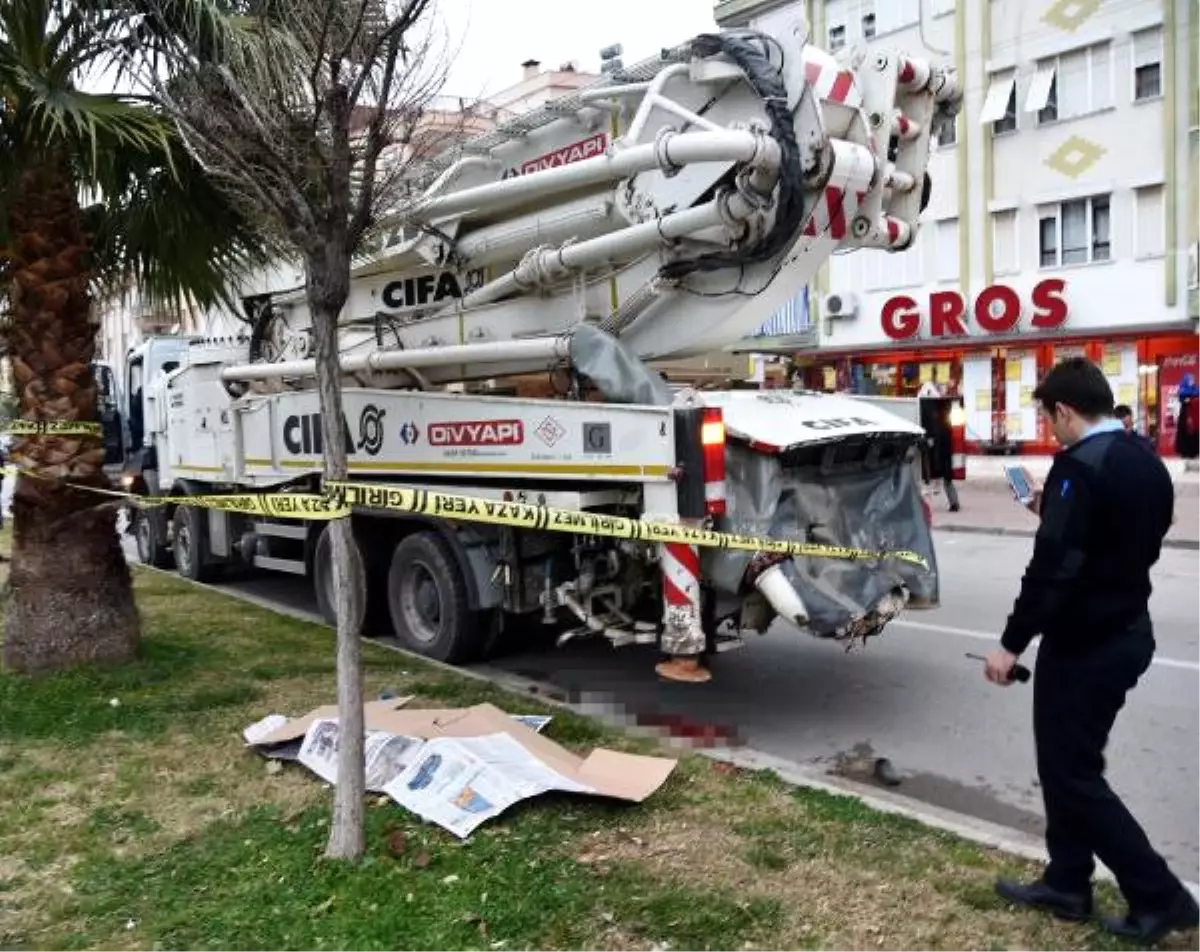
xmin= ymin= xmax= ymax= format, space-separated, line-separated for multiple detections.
xmin=822 ymin=291 xmax=860 ymax=319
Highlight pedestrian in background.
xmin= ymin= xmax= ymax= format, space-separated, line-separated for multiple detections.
xmin=918 ymin=380 xmax=961 ymax=512
xmin=1175 ymin=373 xmax=1198 ymax=469
xmin=983 ymin=357 xmax=1197 ymax=945
xmin=1113 ymin=403 xmax=1133 ymax=433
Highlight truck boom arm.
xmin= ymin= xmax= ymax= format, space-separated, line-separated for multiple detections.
xmin=220 ymin=26 xmax=961 ymax=389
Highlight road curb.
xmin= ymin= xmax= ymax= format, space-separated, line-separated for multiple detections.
xmin=131 ymin=558 xmax=1200 ymax=902
xmin=936 ymin=523 xmax=1200 ymax=551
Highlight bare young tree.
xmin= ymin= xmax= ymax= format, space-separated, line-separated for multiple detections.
xmin=131 ymin=0 xmax=454 ymax=860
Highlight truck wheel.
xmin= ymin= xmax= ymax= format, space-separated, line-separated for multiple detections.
xmin=387 ymin=531 xmax=479 ymax=664
xmin=135 ymin=509 xmax=173 ymax=569
xmin=173 ymin=505 xmax=215 ymax=582
xmin=312 ymin=523 xmax=369 ymax=635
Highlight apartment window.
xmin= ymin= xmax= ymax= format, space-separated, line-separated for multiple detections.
xmin=1028 ymin=43 xmax=1113 ymax=125
xmin=936 ymin=115 xmax=957 ymax=147
xmin=875 ymin=0 xmax=919 ymax=34
xmin=829 ymin=22 xmax=846 ymax=50
xmin=1039 ymin=194 xmax=1111 ymax=267
xmin=862 ymin=12 xmax=876 ymax=38
xmin=1135 ymin=185 xmax=1165 ymax=258
xmin=981 ymin=71 xmax=1017 ymax=135
xmin=1133 ymin=28 xmax=1163 ymax=101
xmin=992 ymin=209 xmax=1019 ymax=274
xmin=936 ymin=218 xmax=960 ymax=281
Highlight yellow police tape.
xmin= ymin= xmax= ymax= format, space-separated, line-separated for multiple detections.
xmin=326 ymin=481 xmax=929 ymax=568
xmin=7 ymin=467 xmax=928 ymax=569
xmin=2 ymin=421 xmax=102 ymax=436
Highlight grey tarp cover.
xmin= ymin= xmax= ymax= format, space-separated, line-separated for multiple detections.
xmin=703 ymin=443 xmax=939 ymax=637
xmin=566 ymin=324 xmax=938 ymax=637
xmin=567 ymin=324 xmax=673 ymax=406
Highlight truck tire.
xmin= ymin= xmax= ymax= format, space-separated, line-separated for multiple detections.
xmin=135 ymin=509 xmax=173 ymax=569
xmin=312 ymin=523 xmax=369 ymax=636
xmin=173 ymin=505 xmax=215 ymax=582
xmin=386 ymin=530 xmax=480 ymax=664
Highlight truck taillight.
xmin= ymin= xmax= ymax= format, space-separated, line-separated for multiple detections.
xmin=701 ymin=407 xmax=727 ymax=517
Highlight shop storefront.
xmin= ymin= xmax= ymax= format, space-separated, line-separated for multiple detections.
xmin=797 ymin=278 xmax=1199 ymax=456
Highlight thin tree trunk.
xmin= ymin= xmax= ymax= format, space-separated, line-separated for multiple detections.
xmin=2 ymin=162 xmax=140 ymax=674
xmin=307 ymin=260 xmax=366 ymax=861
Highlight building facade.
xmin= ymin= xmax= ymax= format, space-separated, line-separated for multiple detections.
xmin=718 ymin=0 xmax=1199 ymax=455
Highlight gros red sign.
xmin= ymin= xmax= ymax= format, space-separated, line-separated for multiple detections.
xmin=881 ymin=278 xmax=1068 ymax=341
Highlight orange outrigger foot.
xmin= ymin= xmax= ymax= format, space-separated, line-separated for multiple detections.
xmin=655 ymin=657 xmax=712 ymax=683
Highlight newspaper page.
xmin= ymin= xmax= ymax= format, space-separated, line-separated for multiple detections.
xmin=511 ymin=714 xmax=553 ymax=733
xmin=243 ymin=713 xmax=289 ymax=746
xmin=383 ymin=731 xmax=593 ymax=838
xmin=297 ymin=718 xmax=341 ymax=785
xmin=452 ymin=733 xmax=593 ymax=797
xmin=364 ymin=732 xmax=426 ymax=792
xmin=297 ymin=718 xmax=428 ymax=790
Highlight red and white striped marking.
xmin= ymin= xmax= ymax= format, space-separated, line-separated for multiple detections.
xmin=801 ymin=187 xmax=867 ymax=241
xmin=801 ymin=49 xmax=863 ymax=107
xmin=661 ymin=542 xmax=701 ymax=610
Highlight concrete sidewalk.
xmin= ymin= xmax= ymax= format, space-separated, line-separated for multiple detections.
xmin=962 ymin=454 xmax=1200 ymax=485
xmin=936 ymin=482 xmax=1200 ymax=549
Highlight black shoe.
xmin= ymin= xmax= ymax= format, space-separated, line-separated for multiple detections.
xmin=948 ymin=503 xmax=961 ymax=512
xmin=995 ymin=878 xmax=1093 ymax=922
xmin=1100 ymin=889 xmax=1200 ymax=945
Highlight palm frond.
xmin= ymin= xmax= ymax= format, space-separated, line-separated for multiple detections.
xmin=86 ymin=131 xmax=279 ymax=313
xmin=2 ymin=0 xmax=274 ymax=315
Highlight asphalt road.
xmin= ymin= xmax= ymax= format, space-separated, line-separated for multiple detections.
xmin=118 ymin=527 xmax=1199 ymax=884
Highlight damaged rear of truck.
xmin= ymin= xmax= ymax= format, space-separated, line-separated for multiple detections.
xmin=698 ymin=388 xmax=938 ymax=652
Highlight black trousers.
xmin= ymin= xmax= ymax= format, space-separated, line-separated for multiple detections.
xmin=1034 ymin=622 xmax=1182 ymax=911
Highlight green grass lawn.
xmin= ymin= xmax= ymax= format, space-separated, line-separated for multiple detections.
xmin=0 ymin=542 xmax=1192 ymax=950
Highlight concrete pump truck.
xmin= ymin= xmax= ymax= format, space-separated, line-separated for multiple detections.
xmin=102 ymin=19 xmax=963 ymax=683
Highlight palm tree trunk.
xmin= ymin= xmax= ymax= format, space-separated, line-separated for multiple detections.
xmin=2 ymin=161 xmax=140 ymax=675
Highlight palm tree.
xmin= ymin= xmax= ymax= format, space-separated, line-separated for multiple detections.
xmin=0 ymin=0 xmax=265 ymax=674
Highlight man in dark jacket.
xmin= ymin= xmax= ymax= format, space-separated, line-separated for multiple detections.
xmin=983 ymin=357 xmax=1198 ymax=944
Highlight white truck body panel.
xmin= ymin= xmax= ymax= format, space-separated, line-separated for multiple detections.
xmin=161 ymin=371 xmax=677 ymax=489
xmin=699 ymin=390 xmax=925 ymax=451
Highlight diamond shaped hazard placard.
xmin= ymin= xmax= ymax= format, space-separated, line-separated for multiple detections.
xmin=1045 ymin=135 xmax=1106 ymax=179
xmin=535 ymin=416 xmax=566 ymax=447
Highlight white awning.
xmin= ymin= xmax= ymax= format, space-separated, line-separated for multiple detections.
xmin=1025 ymin=67 xmax=1056 ymax=112
xmin=979 ymin=73 xmax=1016 ymax=124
